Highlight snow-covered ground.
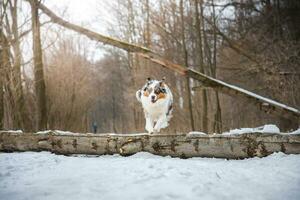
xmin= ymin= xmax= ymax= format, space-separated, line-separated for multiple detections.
xmin=0 ymin=152 xmax=300 ymax=200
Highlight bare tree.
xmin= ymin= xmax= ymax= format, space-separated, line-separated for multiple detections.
xmin=194 ymin=0 xmax=208 ymax=132
xmin=211 ymin=0 xmax=222 ymax=133
xmin=28 ymin=0 xmax=47 ymax=130
xmin=0 ymin=2 xmax=5 ymax=129
xmin=180 ymin=0 xmax=195 ymax=131
xmin=8 ymin=0 xmax=30 ymax=130
xmin=0 ymin=31 xmax=6 ymax=129
xmin=45 ymin=38 xmax=96 ymax=132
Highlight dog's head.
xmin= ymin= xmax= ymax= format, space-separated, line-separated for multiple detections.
xmin=142 ymin=77 xmax=167 ymax=103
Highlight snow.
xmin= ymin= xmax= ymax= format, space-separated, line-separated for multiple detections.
xmin=35 ymin=130 xmax=52 ymax=134
xmin=53 ymin=130 xmax=81 ymax=135
xmin=262 ymin=124 xmax=280 ymax=133
xmin=1 ymin=152 xmax=300 ymax=200
xmin=289 ymin=128 xmax=300 ymax=135
xmin=187 ymin=131 xmax=207 ymax=137
xmin=34 ymin=130 xmax=85 ymax=136
xmin=179 ymin=96 xmax=184 ymax=109
xmin=222 ymin=124 xmax=281 ymax=135
xmin=0 ymin=130 xmax=23 ymax=134
xmin=108 ymin=133 xmax=150 ymax=136
xmin=222 ymin=128 xmax=254 ymax=135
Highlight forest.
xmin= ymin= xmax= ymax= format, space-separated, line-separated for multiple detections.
xmin=0 ymin=0 xmax=299 ymax=133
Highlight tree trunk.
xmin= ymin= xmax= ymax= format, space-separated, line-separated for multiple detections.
xmin=195 ymin=0 xmax=208 ymax=132
xmin=144 ymin=0 xmax=151 ymax=48
xmin=180 ymin=0 xmax=195 ymax=131
xmin=2 ymin=4 xmax=23 ymax=129
xmin=214 ymin=91 xmax=222 ymax=133
xmin=212 ymin=0 xmax=222 ymax=133
xmin=0 ymin=32 xmax=5 ymax=129
xmin=0 ymin=57 xmax=3 ymax=129
xmin=10 ymin=0 xmax=30 ymax=131
xmin=29 ymin=0 xmax=47 ymax=130
xmin=125 ymin=0 xmax=140 ymax=130
xmin=0 ymin=30 xmax=18 ymax=129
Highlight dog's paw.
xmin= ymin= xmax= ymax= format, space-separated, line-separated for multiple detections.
xmin=145 ymin=126 xmax=154 ymax=134
xmin=153 ymin=128 xmax=160 ymax=133
xmin=159 ymin=121 xmax=169 ymax=129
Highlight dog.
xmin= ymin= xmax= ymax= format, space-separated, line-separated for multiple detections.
xmin=136 ymin=77 xmax=173 ymax=133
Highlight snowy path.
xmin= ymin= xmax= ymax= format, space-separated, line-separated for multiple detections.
xmin=0 ymin=152 xmax=300 ymax=200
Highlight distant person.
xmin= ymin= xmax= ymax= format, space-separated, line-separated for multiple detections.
xmin=92 ymin=122 xmax=97 ymax=133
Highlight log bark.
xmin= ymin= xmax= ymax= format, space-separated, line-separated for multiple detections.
xmin=0 ymin=131 xmax=299 ymax=159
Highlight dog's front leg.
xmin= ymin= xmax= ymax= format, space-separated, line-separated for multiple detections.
xmin=145 ymin=117 xmax=154 ymax=134
xmin=153 ymin=115 xmax=168 ymax=133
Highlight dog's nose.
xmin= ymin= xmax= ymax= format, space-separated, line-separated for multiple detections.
xmin=151 ymin=95 xmax=155 ymax=100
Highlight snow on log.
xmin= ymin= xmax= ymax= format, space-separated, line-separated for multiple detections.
xmin=1 ymin=131 xmax=300 ymax=159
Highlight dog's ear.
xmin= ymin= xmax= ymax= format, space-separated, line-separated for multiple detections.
xmin=147 ymin=77 xmax=151 ymax=82
xmin=160 ymin=77 xmax=166 ymax=86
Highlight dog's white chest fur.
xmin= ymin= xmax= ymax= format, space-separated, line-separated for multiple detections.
xmin=136 ymin=79 xmax=173 ymax=133
xmin=141 ymin=96 xmax=169 ymax=121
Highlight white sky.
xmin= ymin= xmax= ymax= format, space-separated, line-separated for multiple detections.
xmin=43 ymin=0 xmax=117 ymax=34
xmin=43 ymin=0 xmax=119 ymax=61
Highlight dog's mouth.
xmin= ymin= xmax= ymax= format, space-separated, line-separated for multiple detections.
xmin=151 ymin=99 xmax=157 ymax=103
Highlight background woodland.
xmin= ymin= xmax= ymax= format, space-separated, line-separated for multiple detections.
xmin=0 ymin=0 xmax=299 ymax=133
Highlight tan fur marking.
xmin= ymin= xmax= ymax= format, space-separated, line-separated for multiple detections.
xmin=144 ymin=91 xmax=149 ymax=97
xmin=157 ymin=92 xmax=166 ymax=99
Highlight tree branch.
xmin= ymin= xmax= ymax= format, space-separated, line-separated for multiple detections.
xmin=37 ymin=2 xmax=153 ymax=54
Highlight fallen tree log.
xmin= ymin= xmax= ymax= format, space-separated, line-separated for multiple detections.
xmin=0 ymin=131 xmax=299 ymax=159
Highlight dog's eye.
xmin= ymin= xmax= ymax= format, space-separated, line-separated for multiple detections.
xmin=160 ymin=88 xmax=166 ymax=93
xmin=143 ymin=87 xmax=147 ymax=91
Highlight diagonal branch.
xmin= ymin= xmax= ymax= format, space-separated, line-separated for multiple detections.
xmin=38 ymin=3 xmax=153 ymax=54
